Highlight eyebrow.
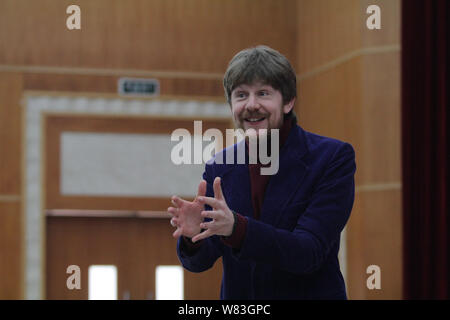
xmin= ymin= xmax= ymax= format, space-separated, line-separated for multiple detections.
xmin=233 ymin=84 xmax=273 ymax=91
xmin=232 ymin=89 xmax=245 ymax=95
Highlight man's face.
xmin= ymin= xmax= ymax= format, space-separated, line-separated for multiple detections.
xmin=230 ymin=82 xmax=294 ymax=136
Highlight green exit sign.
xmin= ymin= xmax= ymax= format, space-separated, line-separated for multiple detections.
xmin=118 ymin=78 xmax=160 ymax=97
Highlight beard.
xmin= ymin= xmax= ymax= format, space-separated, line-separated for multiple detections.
xmin=234 ymin=112 xmax=283 ymax=140
xmin=233 ymin=114 xmax=282 ymax=162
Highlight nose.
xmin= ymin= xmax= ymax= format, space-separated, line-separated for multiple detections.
xmin=245 ymin=93 xmax=261 ymax=112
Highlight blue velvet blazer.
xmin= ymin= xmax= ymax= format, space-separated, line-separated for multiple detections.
xmin=177 ymin=124 xmax=356 ymax=300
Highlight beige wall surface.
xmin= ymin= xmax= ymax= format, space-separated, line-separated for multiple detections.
xmin=0 ymin=0 xmax=402 ymax=299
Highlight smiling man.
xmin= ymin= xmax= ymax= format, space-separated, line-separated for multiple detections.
xmin=168 ymin=45 xmax=356 ymax=299
xmin=231 ymin=82 xmax=293 ymax=134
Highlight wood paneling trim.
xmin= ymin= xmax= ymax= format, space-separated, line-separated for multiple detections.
xmin=0 ymin=194 xmax=21 ymax=202
xmin=23 ymin=90 xmax=228 ymax=103
xmin=45 ymin=114 xmax=230 ymax=134
xmin=22 ymin=73 xmax=225 ymax=98
xmin=298 ymin=45 xmax=400 ymax=81
xmin=356 ymin=182 xmax=401 ymax=193
xmin=47 ymin=196 xmax=176 ymax=212
xmin=46 ymin=209 xmax=170 ymax=218
xmin=0 ymin=64 xmax=224 ymax=80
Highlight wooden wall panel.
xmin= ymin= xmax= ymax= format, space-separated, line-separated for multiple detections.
xmin=0 ymin=72 xmax=23 ymax=194
xmin=360 ymin=51 xmax=401 ymax=184
xmin=360 ymin=0 xmax=401 ymax=47
xmin=0 ymin=0 xmax=298 ymax=73
xmin=0 ymin=202 xmax=23 ymax=299
xmin=297 ymin=0 xmax=400 ymax=75
xmin=46 ymin=216 xmax=222 ymax=299
xmin=362 ymin=189 xmax=402 ymax=300
xmin=0 ymin=72 xmax=23 ymax=299
xmin=296 ymin=58 xmax=363 ymax=182
xmin=299 ymin=51 xmax=401 ymax=186
xmin=45 ymin=217 xmax=184 ymax=300
xmin=297 ymin=0 xmax=361 ymax=74
xmin=346 ymin=189 xmax=403 ymax=300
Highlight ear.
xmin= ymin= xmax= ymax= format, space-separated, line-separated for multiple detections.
xmin=283 ymin=97 xmax=296 ymax=114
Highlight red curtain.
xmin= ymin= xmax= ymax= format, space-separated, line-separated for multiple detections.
xmin=402 ymin=0 xmax=449 ymax=299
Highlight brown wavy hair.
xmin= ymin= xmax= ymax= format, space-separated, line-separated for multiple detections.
xmin=223 ymin=45 xmax=297 ymax=120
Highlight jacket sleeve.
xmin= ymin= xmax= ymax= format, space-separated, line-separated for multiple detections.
xmin=176 ymin=162 xmax=224 ymax=272
xmin=231 ymin=142 xmax=356 ymax=275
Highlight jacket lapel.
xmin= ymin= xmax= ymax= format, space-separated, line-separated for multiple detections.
xmin=219 ymin=126 xmax=309 ymax=224
xmin=260 ymin=126 xmax=309 ymax=227
xmin=220 ymin=142 xmax=254 ymax=218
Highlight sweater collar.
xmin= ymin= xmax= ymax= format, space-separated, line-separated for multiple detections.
xmin=246 ymin=115 xmax=295 ymax=165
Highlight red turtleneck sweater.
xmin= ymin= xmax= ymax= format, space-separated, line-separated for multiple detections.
xmin=221 ymin=117 xmax=293 ymax=248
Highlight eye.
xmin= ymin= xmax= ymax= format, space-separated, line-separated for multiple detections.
xmin=258 ymin=90 xmax=269 ymax=96
xmin=234 ymin=91 xmax=247 ymax=99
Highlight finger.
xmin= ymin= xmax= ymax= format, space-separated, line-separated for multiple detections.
xmin=197 ymin=180 xmax=207 ymax=198
xmin=167 ymin=207 xmax=179 ymax=217
xmin=198 ymin=196 xmax=222 ymax=209
xmin=170 ymin=217 xmax=178 ymax=227
xmin=171 ymin=196 xmax=184 ymax=208
xmin=172 ymin=227 xmax=183 ymax=239
xmin=200 ymin=220 xmax=215 ymax=230
xmin=213 ymin=177 xmax=224 ymax=200
xmin=170 ymin=196 xmax=181 ymax=208
xmin=191 ymin=229 xmax=214 ymax=243
xmin=201 ymin=210 xmax=220 ymax=220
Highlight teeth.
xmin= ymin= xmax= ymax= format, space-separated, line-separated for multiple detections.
xmin=247 ymin=118 xmax=265 ymax=122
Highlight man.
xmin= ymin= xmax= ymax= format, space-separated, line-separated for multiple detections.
xmin=168 ymin=45 xmax=356 ymax=299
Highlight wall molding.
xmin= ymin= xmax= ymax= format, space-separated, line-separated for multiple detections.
xmin=0 ymin=194 xmax=21 ymax=202
xmin=0 ymin=64 xmax=224 ymax=80
xmin=298 ymin=44 xmax=401 ymax=81
xmin=46 ymin=209 xmax=169 ymax=219
xmin=22 ymin=90 xmax=227 ymax=103
xmin=1 ymin=44 xmax=401 ymax=84
xmin=356 ymin=182 xmax=402 ymax=193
